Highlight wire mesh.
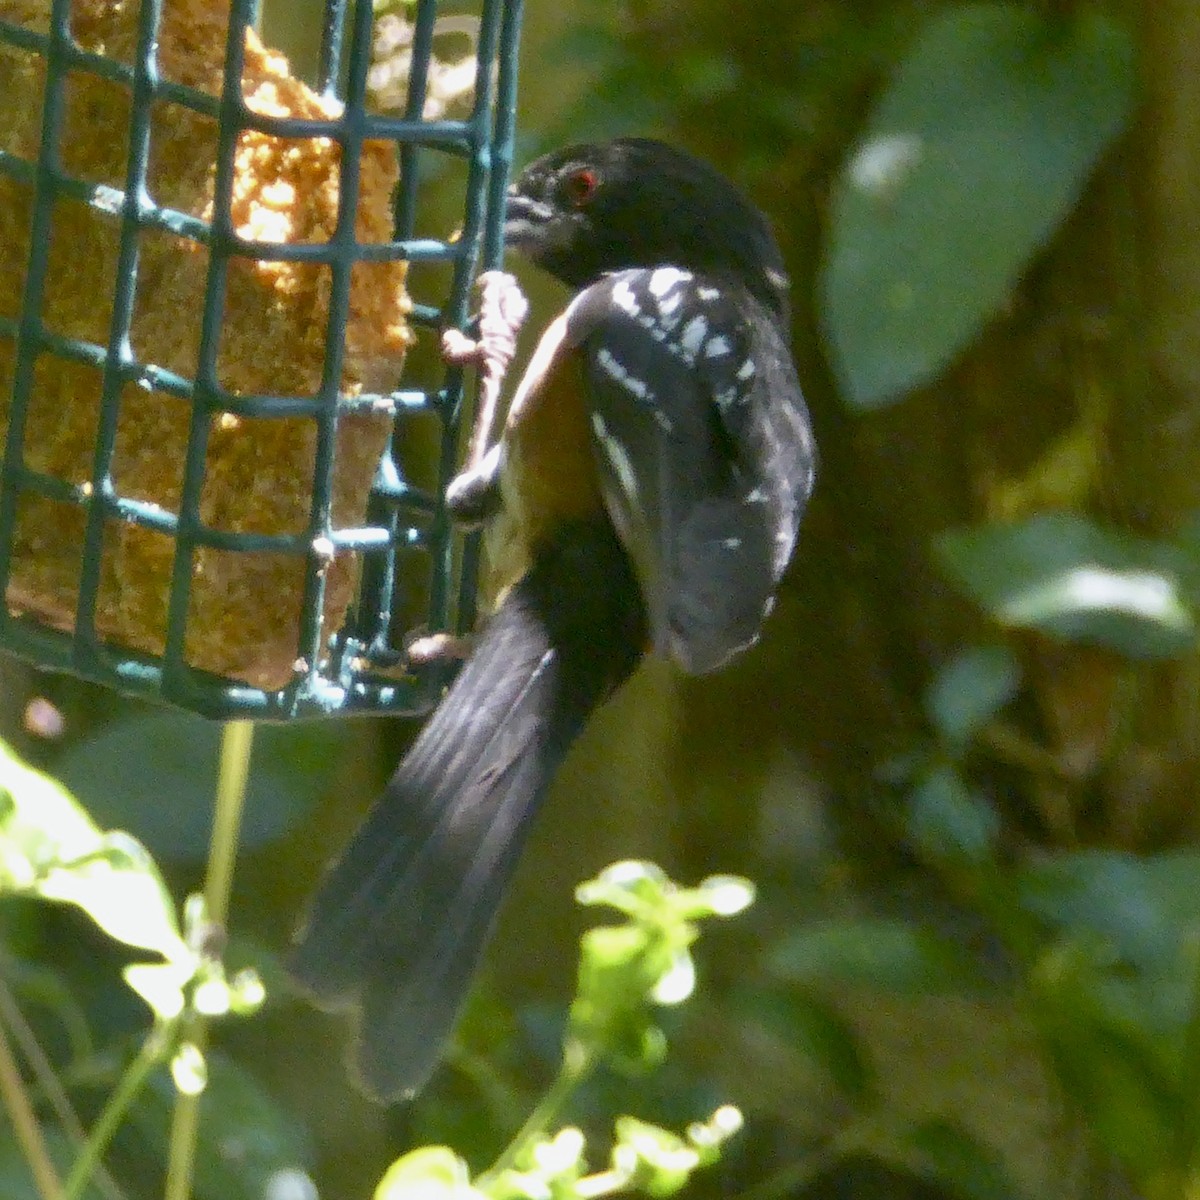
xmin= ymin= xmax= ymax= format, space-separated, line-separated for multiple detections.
xmin=0 ymin=0 xmax=522 ymax=719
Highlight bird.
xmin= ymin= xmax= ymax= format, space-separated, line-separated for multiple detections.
xmin=288 ymin=136 xmax=817 ymax=1101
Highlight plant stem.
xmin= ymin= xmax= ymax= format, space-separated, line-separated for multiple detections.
xmin=0 ymin=981 xmax=128 ymax=1200
xmin=478 ymin=1047 xmax=595 ymax=1185
xmin=162 ymin=720 xmax=255 ymax=1200
xmin=161 ymin=1051 xmax=203 ymax=1200
xmin=0 ymin=1013 xmax=62 ymax=1199
xmin=63 ymin=1037 xmax=161 ymax=1200
xmin=203 ymin=720 xmax=255 ymax=929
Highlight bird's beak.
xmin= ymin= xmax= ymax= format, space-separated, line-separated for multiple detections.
xmin=503 ymin=192 xmax=552 ymax=252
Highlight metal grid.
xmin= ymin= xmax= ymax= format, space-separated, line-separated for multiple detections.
xmin=0 ymin=0 xmax=522 ymax=719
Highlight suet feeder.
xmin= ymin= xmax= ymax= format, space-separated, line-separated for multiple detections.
xmin=0 ymin=0 xmax=522 ymax=718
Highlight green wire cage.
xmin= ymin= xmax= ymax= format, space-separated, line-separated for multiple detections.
xmin=0 ymin=0 xmax=522 ymax=721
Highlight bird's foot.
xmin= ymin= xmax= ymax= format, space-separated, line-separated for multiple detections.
xmin=405 ymin=629 xmax=475 ymax=666
xmin=445 ymin=441 xmax=503 ymax=529
xmin=440 ymin=270 xmax=530 ymax=378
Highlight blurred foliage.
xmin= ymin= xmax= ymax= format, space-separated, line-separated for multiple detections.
xmin=7 ymin=1 xmax=1200 ymax=1199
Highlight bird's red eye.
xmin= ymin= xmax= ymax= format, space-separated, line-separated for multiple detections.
xmin=562 ymin=167 xmax=599 ymax=207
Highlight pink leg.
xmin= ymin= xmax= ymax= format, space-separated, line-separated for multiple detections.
xmin=441 ymin=270 xmax=529 ymax=471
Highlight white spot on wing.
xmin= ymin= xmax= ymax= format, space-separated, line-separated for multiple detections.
xmin=697 ymin=285 xmax=719 ymax=300
xmin=704 ymin=335 xmax=732 ymax=358
xmin=591 ymin=411 xmax=639 ymax=505
xmin=649 ymin=266 xmax=691 ymax=296
xmin=736 ymin=359 xmax=756 ymax=380
xmin=596 ymin=347 xmax=652 ymax=401
xmin=680 ymin=316 xmax=707 ymax=359
xmin=612 ymin=279 xmax=640 ymax=316
xmin=722 ymin=537 xmax=742 ymax=549
xmin=658 ymin=290 xmax=682 ymax=317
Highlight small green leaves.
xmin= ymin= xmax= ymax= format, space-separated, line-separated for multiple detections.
xmin=474 ymin=1110 xmax=743 ymax=1200
xmin=375 ymin=1147 xmax=483 ymax=1200
xmin=822 ymin=4 xmax=1135 ymax=406
xmin=937 ymin=514 xmax=1195 ymax=658
xmin=608 ymin=1109 xmax=743 ymax=1198
xmin=569 ymin=862 xmax=753 ymax=1071
xmin=0 ymin=734 xmax=263 ymax=1058
xmin=375 ymin=864 xmax=747 ymax=1200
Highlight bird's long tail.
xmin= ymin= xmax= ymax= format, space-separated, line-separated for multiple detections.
xmin=289 ymin=521 xmax=645 ymax=1100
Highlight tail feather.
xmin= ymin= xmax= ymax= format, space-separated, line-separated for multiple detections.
xmin=289 ymin=522 xmax=645 ymax=1099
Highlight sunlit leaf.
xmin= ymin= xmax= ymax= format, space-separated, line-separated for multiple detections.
xmin=36 ymin=834 xmax=184 ymax=962
xmin=937 ymin=514 xmax=1195 ymax=658
xmin=612 ymin=1118 xmax=699 ymax=1196
xmin=124 ymin=962 xmax=190 ymax=1022
xmin=374 ymin=1146 xmax=482 ymax=1200
xmin=822 ymin=5 xmax=1135 ymax=405
xmin=172 ymin=1042 xmax=208 ymax=1096
xmin=0 ymin=742 xmax=184 ymax=962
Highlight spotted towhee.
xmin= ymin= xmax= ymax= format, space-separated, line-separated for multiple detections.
xmin=289 ymin=137 xmax=817 ymax=1100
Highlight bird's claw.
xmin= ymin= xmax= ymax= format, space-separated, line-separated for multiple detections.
xmin=446 ymin=442 xmax=503 ymax=529
xmin=440 ymin=271 xmax=529 ymax=376
xmin=405 ymin=630 xmax=475 ymax=666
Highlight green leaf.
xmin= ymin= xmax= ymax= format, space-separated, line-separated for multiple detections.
xmin=822 ymin=5 xmax=1135 ymax=406
xmin=0 ymin=741 xmax=184 ymax=963
xmin=1030 ymin=949 xmax=1178 ymax=1179
xmin=576 ymin=860 xmax=672 ymax=917
xmin=569 ymin=922 xmax=673 ymax=1071
xmin=55 ymin=714 xmax=346 ymax=862
xmin=1017 ymin=851 xmax=1200 ymax=970
xmin=937 ymin=514 xmax=1195 ymax=659
xmin=567 ymin=863 xmax=753 ymax=1071
xmin=906 ymin=764 xmax=1000 ymax=865
xmin=741 ymin=987 xmax=873 ymax=1100
xmin=926 ymin=646 xmax=1021 ymax=745
xmin=36 ymin=834 xmax=184 ymax=962
xmin=769 ymin=917 xmax=982 ymax=995
xmin=375 ymin=1147 xmax=482 ymax=1200
xmin=907 ymin=1120 xmax=1024 ymax=1200
xmin=607 ymin=1111 xmax=743 ymax=1198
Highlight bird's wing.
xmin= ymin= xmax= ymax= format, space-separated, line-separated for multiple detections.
xmin=564 ymin=267 xmax=817 ymax=674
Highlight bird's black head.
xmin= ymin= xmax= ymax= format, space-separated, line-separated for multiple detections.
xmin=504 ymin=137 xmax=790 ymax=322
